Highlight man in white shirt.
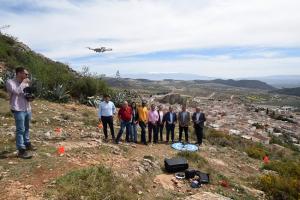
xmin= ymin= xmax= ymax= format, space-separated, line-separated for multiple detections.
xmin=98 ymin=94 xmax=116 ymax=141
xmin=6 ymin=67 xmax=36 ymax=159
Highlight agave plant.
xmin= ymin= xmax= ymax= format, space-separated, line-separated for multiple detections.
xmin=87 ymin=96 xmax=101 ymax=108
xmin=0 ymin=70 xmax=14 ymax=89
xmin=47 ymin=84 xmax=70 ymax=103
xmin=29 ymin=76 xmax=48 ymax=98
xmin=0 ymin=77 xmax=4 ymax=88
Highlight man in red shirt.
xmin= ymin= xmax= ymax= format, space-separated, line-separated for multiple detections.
xmin=115 ymin=101 xmax=132 ymax=144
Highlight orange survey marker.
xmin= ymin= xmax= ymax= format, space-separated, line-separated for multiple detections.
xmin=58 ymin=146 xmax=65 ymax=155
xmin=220 ymin=180 xmax=229 ymax=187
xmin=55 ymin=127 xmax=62 ymax=135
xmin=98 ymin=122 xmax=103 ymax=129
xmin=263 ymin=155 xmax=270 ymax=164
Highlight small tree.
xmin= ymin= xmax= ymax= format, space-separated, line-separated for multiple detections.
xmin=115 ymin=70 xmax=121 ymax=79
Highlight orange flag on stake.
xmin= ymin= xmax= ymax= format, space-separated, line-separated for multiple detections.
xmin=55 ymin=128 xmax=62 ymax=135
xmin=263 ymin=155 xmax=270 ymax=164
xmin=58 ymin=146 xmax=65 ymax=155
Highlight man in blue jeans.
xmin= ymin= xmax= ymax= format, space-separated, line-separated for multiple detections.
xmin=6 ymin=67 xmax=37 ymax=159
xmin=115 ymin=101 xmax=132 ymax=144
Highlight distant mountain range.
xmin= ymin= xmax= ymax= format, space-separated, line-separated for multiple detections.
xmin=105 ymin=76 xmax=275 ymax=91
xmin=122 ymin=73 xmax=214 ymax=81
xmin=244 ymin=75 xmax=300 ymax=88
xmin=121 ymin=73 xmax=300 ymax=88
xmin=208 ymin=79 xmax=275 ymax=90
xmin=271 ymin=87 xmax=300 ymax=97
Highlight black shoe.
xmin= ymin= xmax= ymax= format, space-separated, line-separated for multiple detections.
xmin=18 ymin=149 xmax=32 ymax=159
xmin=26 ymin=144 xmax=37 ymax=151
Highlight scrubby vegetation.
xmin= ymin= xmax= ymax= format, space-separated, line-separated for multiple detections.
xmin=205 ymin=128 xmax=300 ymax=199
xmin=258 ymin=159 xmax=300 ymax=200
xmin=44 ymin=165 xmax=139 ymax=200
xmin=0 ymin=34 xmax=109 ymax=103
xmin=245 ymin=145 xmax=268 ymax=160
xmin=271 ymin=87 xmax=300 ymax=97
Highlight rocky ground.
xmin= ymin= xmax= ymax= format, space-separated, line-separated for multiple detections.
xmin=0 ymin=99 xmax=267 ymax=200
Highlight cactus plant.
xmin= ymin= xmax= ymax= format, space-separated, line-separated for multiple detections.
xmin=47 ymin=84 xmax=70 ymax=103
xmin=87 ymin=96 xmax=101 ymax=108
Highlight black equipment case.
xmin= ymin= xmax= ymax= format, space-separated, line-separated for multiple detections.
xmin=164 ymin=157 xmax=189 ymax=173
xmin=196 ymin=171 xmax=210 ymax=184
xmin=185 ymin=168 xmax=197 ymax=179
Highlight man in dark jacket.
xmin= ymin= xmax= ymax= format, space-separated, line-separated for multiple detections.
xmin=192 ymin=107 xmax=206 ymax=145
xmin=163 ymin=106 xmax=177 ymax=143
xmin=157 ymin=105 xmax=164 ymax=142
xmin=178 ymin=105 xmax=190 ymax=143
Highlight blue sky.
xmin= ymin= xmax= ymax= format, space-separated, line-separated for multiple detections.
xmin=1 ymin=0 xmax=300 ymax=78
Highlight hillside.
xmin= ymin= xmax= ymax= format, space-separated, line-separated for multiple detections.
xmin=0 ymin=96 xmax=299 ymax=200
xmin=105 ymin=77 xmax=275 ymax=92
xmin=0 ymin=33 xmax=108 ymax=102
xmin=0 ymin=33 xmax=78 ymax=84
xmin=271 ymin=87 xmax=300 ymax=97
xmin=211 ymin=79 xmax=275 ymax=90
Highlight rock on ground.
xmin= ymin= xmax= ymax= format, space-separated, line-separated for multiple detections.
xmin=185 ymin=192 xmax=231 ymax=200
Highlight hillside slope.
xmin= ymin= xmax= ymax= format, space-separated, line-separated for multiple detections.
xmin=0 ymin=33 xmax=108 ymax=101
xmin=1 ymin=97 xmax=299 ymax=199
xmin=0 ymin=33 xmax=78 ymax=86
xmin=271 ymin=87 xmax=300 ymax=97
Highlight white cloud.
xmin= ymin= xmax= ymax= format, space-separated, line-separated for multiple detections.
xmin=0 ymin=0 xmax=300 ymax=77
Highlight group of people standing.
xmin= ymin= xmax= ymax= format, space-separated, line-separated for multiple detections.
xmin=6 ymin=67 xmax=206 ymax=159
xmin=98 ymin=95 xmax=206 ymax=146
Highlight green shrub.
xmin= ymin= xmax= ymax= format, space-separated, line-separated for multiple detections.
xmin=263 ymin=160 xmax=300 ymax=178
xmin=245 ymin=145 xmax=268 ymax=160
xmin=205 ymin=129 xmax=234 ymax=147
xmin=71 ymin=77 xmax=97 ymax=98
xmin=45 ymin=165 xmax=138 ymax=200
xmin=258 ymin=159 xmax=300 ymax=200
xmin=258 ymin=174 xmax=300 ymax=200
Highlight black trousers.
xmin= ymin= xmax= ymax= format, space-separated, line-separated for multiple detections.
xmin=101 ymin=116 xmax=115 ymax=139
xmin=194 ymin=126 xmax=203 ymax=144
xmin=148 ymin=122 xmax=158 ymax=143
xmin=166 ymin=124 xmax=175 ymax=142
xmin=139 ymin=121 xmax=147 ymax=144
xmin=179 ymin=126 xmax=189 ymax=142
xmin=157 ymin=123 xmax=164 ymax=141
